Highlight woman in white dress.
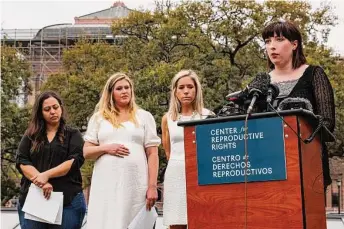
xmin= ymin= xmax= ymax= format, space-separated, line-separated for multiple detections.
xmin=83 ymin=73 xmax=161 ymax=229
xmin=161 ymin=70 xmax=212 ymax=229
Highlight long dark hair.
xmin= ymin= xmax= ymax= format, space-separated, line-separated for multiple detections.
xmin=25 ymin=91 xmax=67 ymax=153
xmin=262 ymin=20 xmax=307 ymax=69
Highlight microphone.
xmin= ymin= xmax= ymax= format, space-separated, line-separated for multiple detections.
xmin=276 ymin=97 xmax=332 ymax=144
xmin=225 ymin=90 xmax=243 ymax=99
xmin=277 ymin=97 xmax=313 ymax=112
xmin=215 ymin=101 xmax=244 ymax=117
xmin=225 ymin=88 xmax=249 ymax=101
xmin=246 ymin=72 xmax=270 ymax=114
xmin=266 ymin=83 xmax=280 ymax=104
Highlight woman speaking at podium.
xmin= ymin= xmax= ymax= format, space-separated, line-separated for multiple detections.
xmin=161 ymin=70 xmax=213 ymax=229
xmin=262 ymin=20 xmax=335 ymax=188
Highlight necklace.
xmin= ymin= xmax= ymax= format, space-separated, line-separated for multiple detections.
xmin=178 ymin=111 xmax=197 ymax=121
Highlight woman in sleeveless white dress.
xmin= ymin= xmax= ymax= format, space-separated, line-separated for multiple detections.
xmin=83 ymin=73 xmax=160 ymax=229
xmin=162 ymin=70 xmax=212 ymax=228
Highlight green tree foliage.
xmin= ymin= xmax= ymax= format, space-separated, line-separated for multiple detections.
xmin=42 ymin=40 xmax=128 ymax=129
xmin=111 ymin=0 xmax=337 ymax=109
xmin=41 ymin=0 xmax=342 ymax=185
xmin=1 ymin=46 xmax=31 ymax=204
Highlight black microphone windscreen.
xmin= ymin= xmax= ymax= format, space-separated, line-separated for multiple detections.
xmin=248 ymin=72 xmax=271 ymax=95
xmin=269 ymin=83 xmax=280 ymax=99
xmin=277 ymin=97 xmax=313 ymax=112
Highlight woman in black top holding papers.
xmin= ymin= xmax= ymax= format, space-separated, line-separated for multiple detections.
xmin=16 ymin=91 xmax=86 ymax=229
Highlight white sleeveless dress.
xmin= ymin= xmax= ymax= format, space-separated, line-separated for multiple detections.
xmin=84 ymin=109 xmax=160 ymax=229
xmin=163 ymin=108 xmax=211 ymax=226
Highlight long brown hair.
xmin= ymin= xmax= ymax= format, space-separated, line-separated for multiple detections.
xmin=25 ymin=91 xmax=66 ymax=153
xmin=262 ymin=20 xmax=306 ymax=69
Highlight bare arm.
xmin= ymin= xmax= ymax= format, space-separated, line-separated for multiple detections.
xmin=145 ymin=146 xmax=159 ymax=210
xmin=146 ymin=146 xmax=159 ymax=188
xmin=20 ymin=165 xmax=40 ymax=181
xmin=83 ymin=142 xmax=106 ymax=160
xmin=31 ymin=159 xmax=75 ymax=187
xmin=30 ymin=160 xmax=74 ymax=180
xmin=83 ymin=141 xmax=130 ymax=160
xmin=44 ymin=159 xmax=74 ymax=178
xmin=161 ymin=114 xmax=171 ymax=160
xmin=20 ymin=165 xmax=54 ymax=199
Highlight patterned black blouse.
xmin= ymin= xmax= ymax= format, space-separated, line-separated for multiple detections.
xmin=273 ymin=65 xmax=335 ymax=186
xmin=284 ymin=65 xmax=335 ymax=132
xmin=16 ymin=126 xmax=85 ymax=206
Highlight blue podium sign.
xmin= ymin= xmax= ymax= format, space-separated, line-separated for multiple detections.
xmin=195 ymin=117 xmax=286 ymax=185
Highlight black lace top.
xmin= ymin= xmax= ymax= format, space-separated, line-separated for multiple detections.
xmin=283 ymin=65 xmax=335 ymax=132
xmin=270 ymin=65 xmax=335 ymax=186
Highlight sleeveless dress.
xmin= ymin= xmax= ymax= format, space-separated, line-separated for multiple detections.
xmin=163 ymin=108 xmax=211 ymax=226
xmin=84 ymin=109 xmax=160 ymax=229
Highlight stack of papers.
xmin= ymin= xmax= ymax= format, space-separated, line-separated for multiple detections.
xmin=128 ymin=205 xmax=158 ymax=229
xmin=22 ymin=184 xmax=63 ymax=225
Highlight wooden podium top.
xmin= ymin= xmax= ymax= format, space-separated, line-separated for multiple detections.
xmin=178 ymin=109 xmax=334 ymax=142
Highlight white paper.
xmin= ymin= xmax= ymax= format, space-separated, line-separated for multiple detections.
xmin=24 ymin=193 xmax=63 ymax=225
xmin=128 ymin=205 xmax=158 ymax=229
xmin=22 ymin=184 xmax=63 ymax=224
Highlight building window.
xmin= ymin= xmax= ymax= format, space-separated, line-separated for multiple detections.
xmin=332 ymin=192 xmax=339 ymax=207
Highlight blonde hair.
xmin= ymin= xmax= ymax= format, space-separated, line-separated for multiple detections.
xmin=95 ymin=72 xmax=139 ymax=128
xmin=168 ymin=70 xmax=204 ymax=121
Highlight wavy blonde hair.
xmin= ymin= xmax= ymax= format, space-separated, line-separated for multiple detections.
xmin=95 ymin=72 xmax=139 ymax=127
xmin=168 ymin=70 xmax=204 ymax=121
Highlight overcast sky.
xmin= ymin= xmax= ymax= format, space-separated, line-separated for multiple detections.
xmin=1 ymin=0 xmax=344 ymax=55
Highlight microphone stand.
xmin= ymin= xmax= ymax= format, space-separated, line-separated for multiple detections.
xmin=246 ymin=89 xmax=261 ymax=114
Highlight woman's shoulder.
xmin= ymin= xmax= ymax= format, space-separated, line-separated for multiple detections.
xmin=65 ymin=126 xmax=80 ymax=133
xmin=91 ymin=111 xmax=103 ymax=118
xmin=87 ymin=111 xmax=104 ymax=123
xmin=202 ymin=108 xmax=212 ymax=113
xmin=162 ymin=112 xmax=174 ymax=123
xmin=136 ymin=109 xmax=159 ymax=126
xmin=64 ymin=126 xmax=83 ymax=139
xmin=302 ymin=65 xmax=326 ymax=81
xmin=162 ymin=111 xmax=171 ymax=118
xmin=201 ymin=108 xmax=214 ymax=116
xmin=20 ymin=134 xmax=31 ymax=143
xmin=137 ymin=108 xmax=150 ymax=116
xmin=136 ymin=108 xmax=155 ymax=120
xmin=310 ymin=65 xmax=326 ymax=74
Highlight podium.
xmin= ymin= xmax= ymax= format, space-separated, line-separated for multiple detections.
xmin=178 ymin=109 xmax=330 ymax=229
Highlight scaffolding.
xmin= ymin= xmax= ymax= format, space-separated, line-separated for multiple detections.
xmin=1 ymin=25 xmax=120 ymax=103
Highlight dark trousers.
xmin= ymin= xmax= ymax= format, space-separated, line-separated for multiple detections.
xmin=18 ymin=192 xmax=86 ymax=229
